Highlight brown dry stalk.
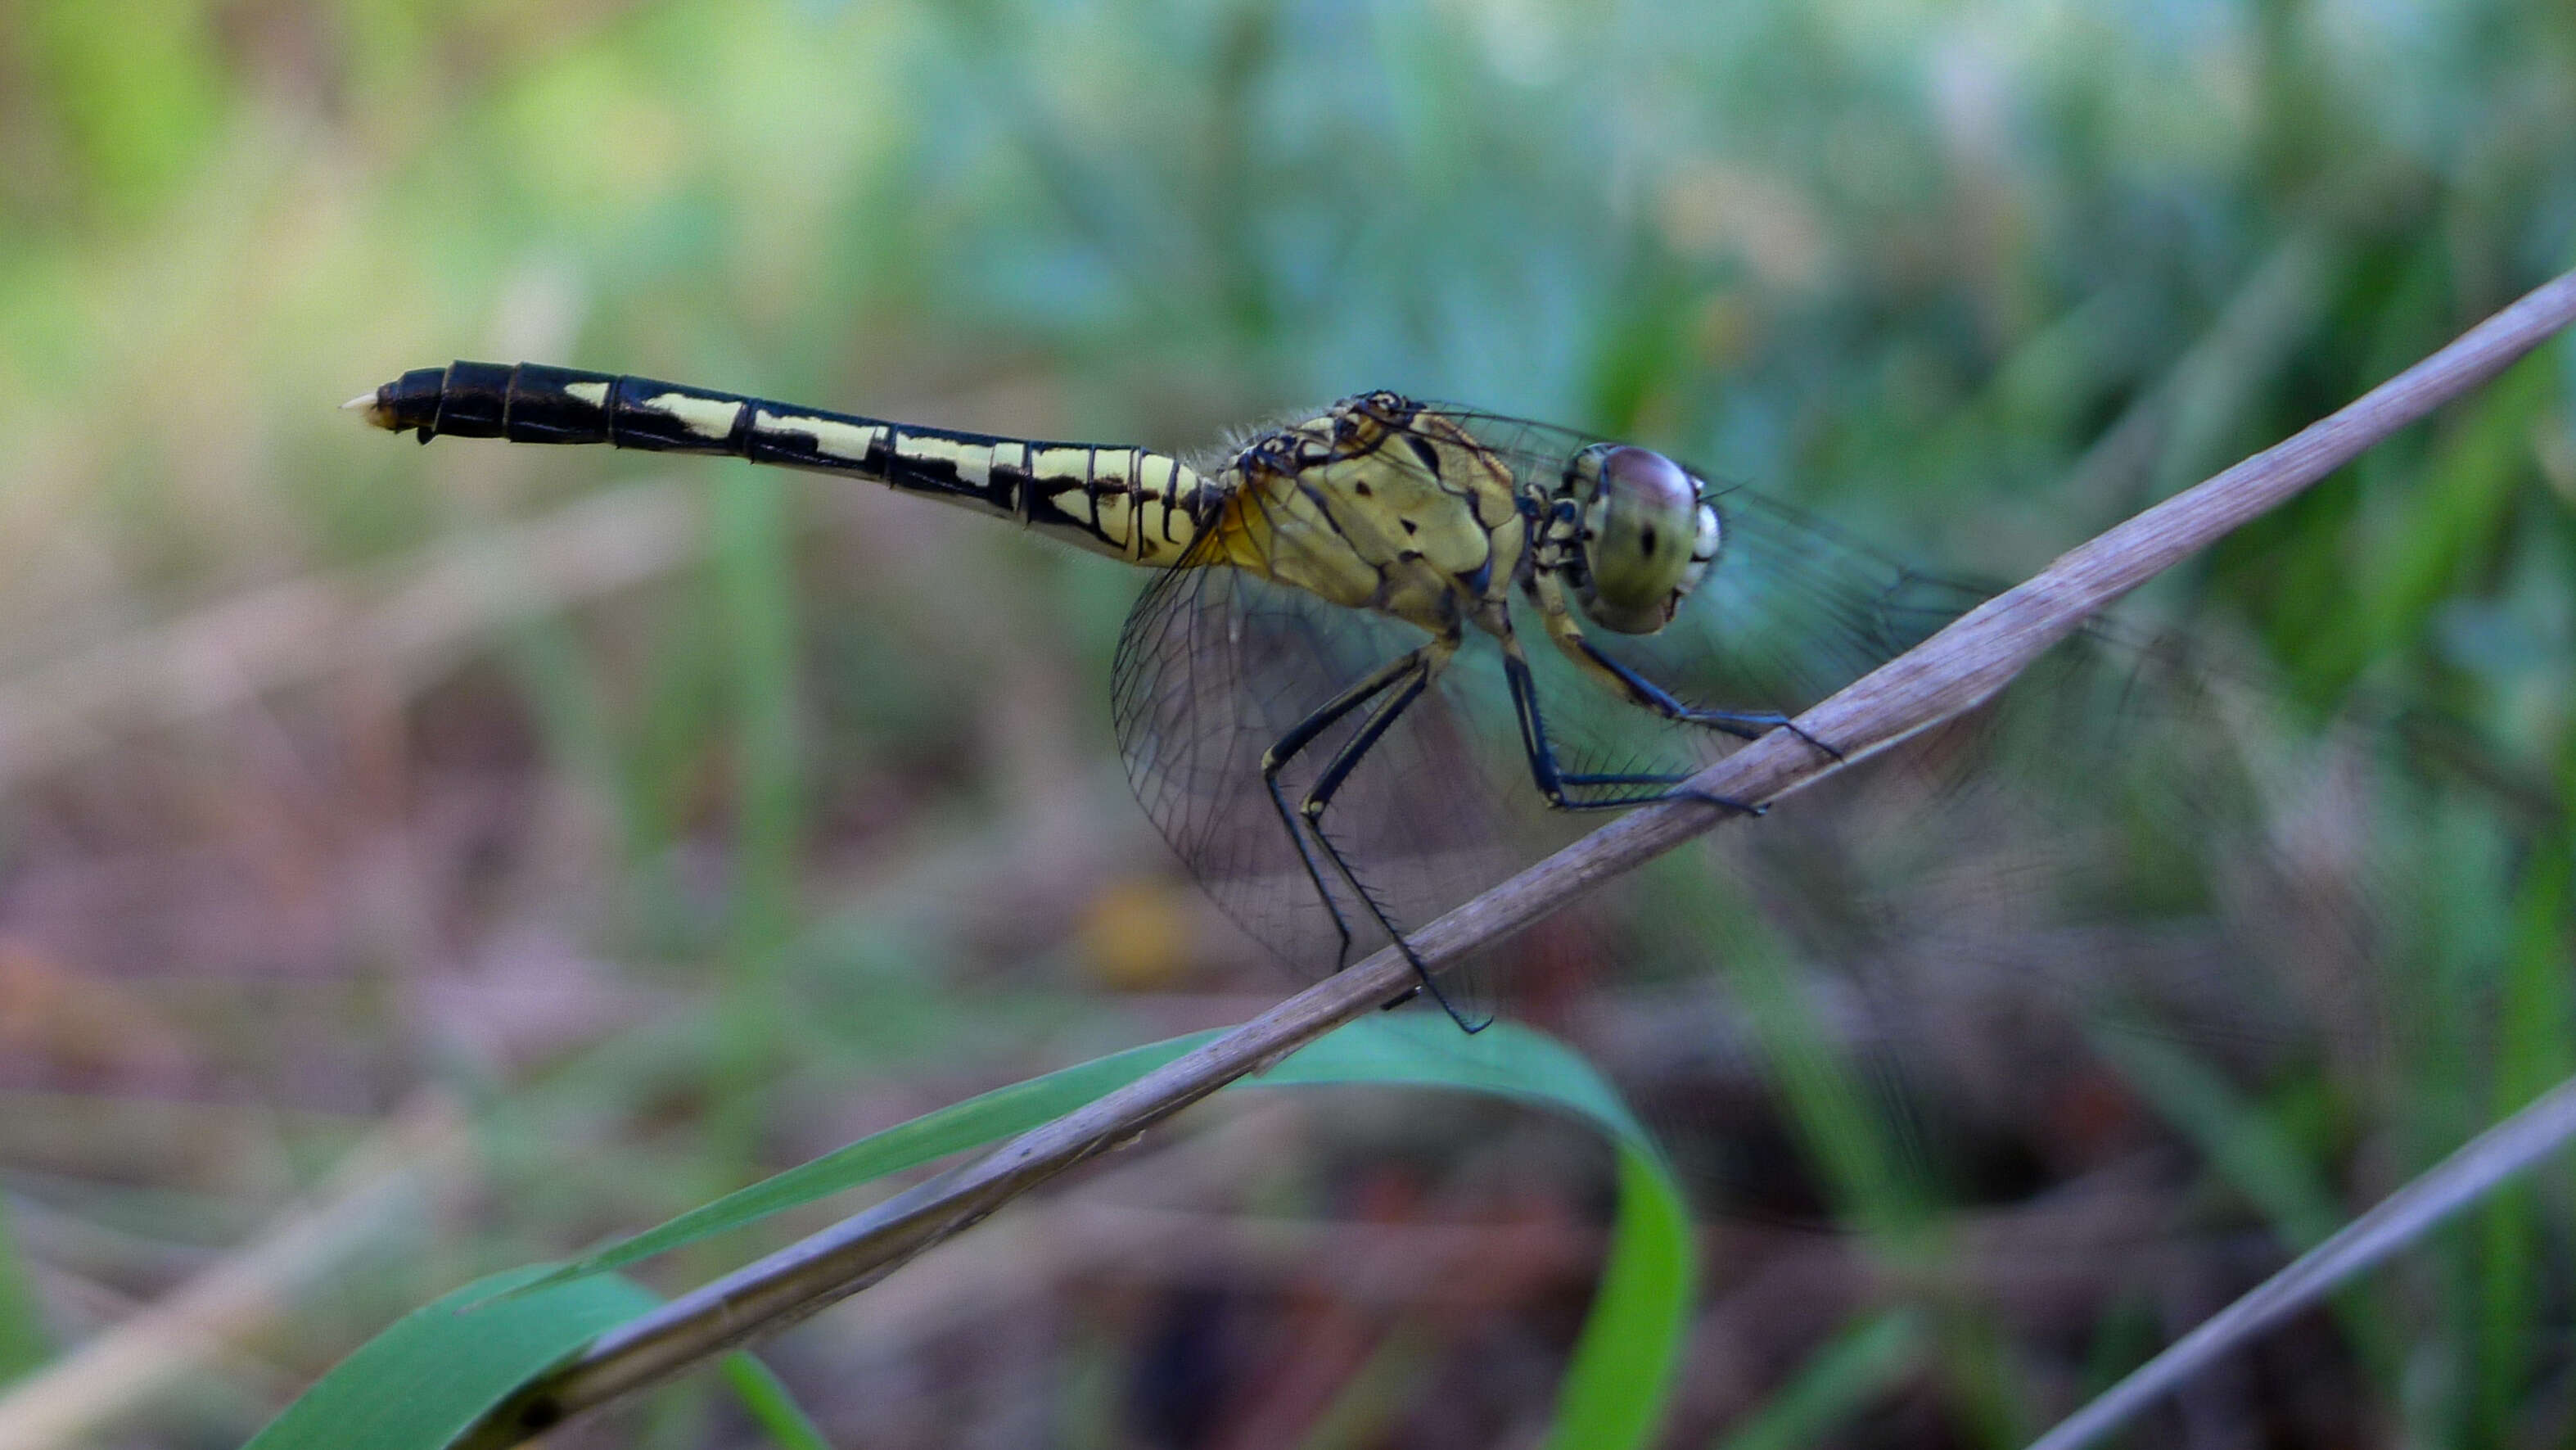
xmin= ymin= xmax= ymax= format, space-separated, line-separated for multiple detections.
xmin=470 ymin=266 xmax=2576 ymax=1444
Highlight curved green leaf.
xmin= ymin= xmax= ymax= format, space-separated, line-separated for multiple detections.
xmin=1251 ymin=1014 xmax=1694 ymax=1450
xmin=254 ymin=1015 xmax=1694 ymax=1450
xmin=514 ymin=1028 xmax=1226 ymax=1293
xmin=243 ymin=1265 xmax=658 ymax=1450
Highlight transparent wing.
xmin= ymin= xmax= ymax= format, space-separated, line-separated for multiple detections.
xmin=1398 ymin=406 xmax=1994 ymax=785
xmin=1571 ymin=624 xmax=2415 ymax=1231
xmin=1113 ymin=395 xmax=2400 ymax=1230
xmin=1359 ymin=405 xmax=2401 ymax=1227
xmin=1112 ymin=404 xmax=2001 ymax=1026
xmin=1109 ymin=490 xmax=1514 ymax=1016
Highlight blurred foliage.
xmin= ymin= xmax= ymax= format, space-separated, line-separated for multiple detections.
xmin=0 ymin=0 xmax=2570 ymax=1446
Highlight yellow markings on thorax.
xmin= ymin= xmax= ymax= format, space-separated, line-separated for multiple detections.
xmin=1211 ymin=407 xmax=1527 ymax=630
xmin=639 ymin=391 xmax=744 ymax=440
xmin=753 ymin=409 xmax=887 ymax=464
xmin=1317 ymin=451 xmax=1494 ymax=579
xmin=1214 ymin=472 xmax=1383 ymax=609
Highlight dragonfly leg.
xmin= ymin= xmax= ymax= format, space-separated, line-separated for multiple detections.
xmin=1293 ymin=639 xmax=1488 ymax=1030
xmin=1497 ymin=633 xmax=1765 ymax=817
xmin=1258 ymin=644 xmax=1444 ymax=983
xmin=1527 ymin=571 xmax=1845 ymax=762
xmin=1261 ymin=632 xmax=1482 ymax=1028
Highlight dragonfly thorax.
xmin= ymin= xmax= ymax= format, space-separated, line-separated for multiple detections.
xmin=1544 ymin=444 xmax=1721 ymax=635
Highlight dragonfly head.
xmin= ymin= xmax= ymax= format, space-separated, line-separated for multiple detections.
xmin=1557 ymin=444 xmax=1721 ymax=635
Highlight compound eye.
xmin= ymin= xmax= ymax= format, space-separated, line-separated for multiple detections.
xmin=1574 ymin=446 xmax=1718 ymax=635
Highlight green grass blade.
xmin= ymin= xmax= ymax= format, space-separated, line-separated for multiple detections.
xmin=711 ymin=467 xmax=806 ymax=1169
xmin=241 ymin=1265 xmax=659 ymax=1450
xmin=719 ymin=1352 xmax=833 ymax=1450
xmin=1251 ymin=1012 xmax=1654 ymax=1145
xmin=1712 ymin=1310 xmax=1924 ymax=1450
xmin=493 ymin=1014 xmax=1690 ymax=1447
xmin=1290 ymin=1326 xmax=1434 ymax=1450
xmin=522 ymin=1014 xmax=1685 ymax=1296
xmin=1250 ymin=1014 xmax=1696 ymax=1450
xmin=2088 ymin=1022 xmax=2406 ymax=1389
xmin=2477 ymin=837 xmax=2575 ymax=1436
xmin=306 ymin=1017 xmax=1687 ymax=1449
xmin=2090 ymin=1027 xmax=2345 ymax=1250
xmin=1541 ymin=1143 xmax=1695 ymax=1450
xmin=0 ymin=1193 xmax=49 ymax=1384
xmin=713 ymin=469 xmax=805 ymax=952
xmin=512 ymin=1029 xmax=1226 ymax=1292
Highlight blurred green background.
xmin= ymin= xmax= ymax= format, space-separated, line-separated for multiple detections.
xmin=0 ymin=1 xmax=2571 ymax=1446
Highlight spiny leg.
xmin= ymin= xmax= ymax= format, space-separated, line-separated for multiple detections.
xmin=1286 ymin=637 xmax=1487 ymax=1029
xmin=1498 ymin=632 xmax=1765 ymax=817
xmin=1259 ymin=645 xmax=1441 ymax=982
xmin=1527 ymin=570 xmax=1845 ymax=764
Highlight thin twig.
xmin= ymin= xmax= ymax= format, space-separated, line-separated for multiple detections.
xmin=473 ymin=267 xmax=2576 ymax=1444
xmin=2025 ymin=1074 xmax=2576 ymax=1450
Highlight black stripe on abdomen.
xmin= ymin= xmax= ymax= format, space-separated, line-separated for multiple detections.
xmin=374 ymin=361 xmax=1126 ymax=531
xmin=378 ymin=361 xmax=751 ymax=453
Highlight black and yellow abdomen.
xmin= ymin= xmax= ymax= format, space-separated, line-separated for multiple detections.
xmin=355 ymin=361 xmax=1212 ymax=566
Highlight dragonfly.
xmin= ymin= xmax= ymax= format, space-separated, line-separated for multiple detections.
xmin=350 ymin=361 xmax=1983 ymax=1027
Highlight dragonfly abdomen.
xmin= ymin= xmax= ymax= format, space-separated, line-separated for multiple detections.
xmin=354 ymin=360 xmax=1211 ymax=565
